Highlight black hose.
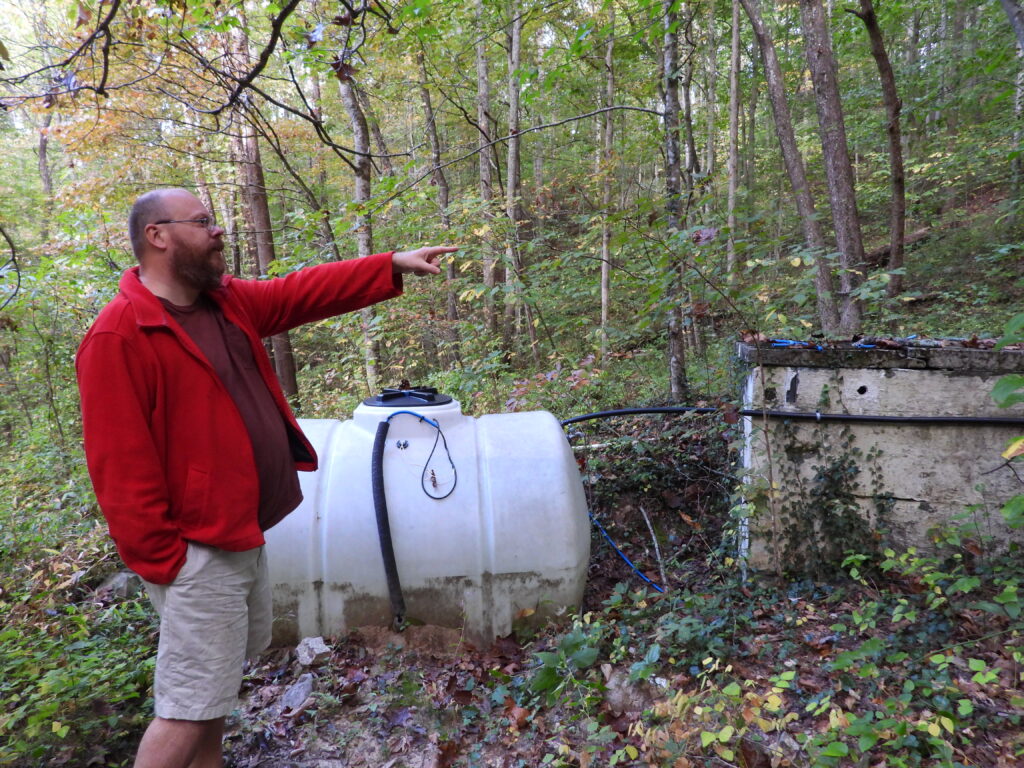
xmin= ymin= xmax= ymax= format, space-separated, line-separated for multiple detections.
xmin=371 ymin=420 xmax=406 ymax=630
xmin=560 ymin=406 xmax=1024 ymax=428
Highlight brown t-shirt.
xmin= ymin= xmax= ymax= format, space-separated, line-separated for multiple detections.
xmin=161 ymin=296 xmax=302 ymax=531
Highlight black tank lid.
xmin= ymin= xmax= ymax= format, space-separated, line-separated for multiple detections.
xmin=362 ymin=386 xmax=453 ymax=407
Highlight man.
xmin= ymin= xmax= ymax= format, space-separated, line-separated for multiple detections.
xmin=76 ymin=187 xmax=456 ymax=768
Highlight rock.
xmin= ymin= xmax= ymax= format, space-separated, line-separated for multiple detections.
xmin=96 ymin=571 xmax=143 ymax=599
xmin=280 ymin=673 xmax=315 ymax=712
xmin=602 ymin=665 xmax=656 ymax=716
xmin=770 ymin=732 xmax=802 ymax=767
xmin=296 ymin=636 xmax=331 ymax=666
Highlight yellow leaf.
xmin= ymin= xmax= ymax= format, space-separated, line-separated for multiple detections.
xmin=625 ymin=745 xmax=639 ymax=759
xmin=927 ymin=722 xmax=941 ymax=737
xmin=940 ymin=716 xmax=954 ymax=733
xmin=828 ymin=709 xmax=849 ymax=728
xmin=790 ymin=257 xmax=802 ymax=267
xmin=52 ymin=721 xmax=62 ymax=733
xmin=1003 ymin=436 xmax=1024 ymax=460
xmin=765 ymin=693 xmax=783 ymax=712
xmin=473 ymin=224 xmax=491 ymax=237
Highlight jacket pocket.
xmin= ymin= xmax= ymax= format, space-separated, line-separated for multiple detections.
xmin=180 ymin=465 xmax=211 ymax=528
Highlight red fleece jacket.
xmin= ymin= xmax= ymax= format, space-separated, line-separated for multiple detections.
xmin=76 ymin=253 xmax=401 ymax=584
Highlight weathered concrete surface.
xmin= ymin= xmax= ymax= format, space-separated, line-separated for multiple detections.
xmin=736 ymin=342 xmax=1024 ymax=374
xmin=738 ymin=343 xmax=1024 ymax=571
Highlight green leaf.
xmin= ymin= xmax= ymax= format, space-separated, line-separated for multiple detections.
xmin=996 ymin=313 xmax=1024 ymax=349
xmin=991 ymin=375 xmax=1024 ymax=407
xmin=1001 ymin=495 xmax=1024 ymax=529
xmin=820 ymin=741 xmax=849 ymax=757
xmin=570 ymin=646 xmax=599 ymax=669
xmin=700 ymin=731 xmax=717 ymax=748
xmin=857 ymin=733 xmax=878 ymax=751
xmin=722 ymin=681 xmax=742 ymax=697
xmin=535 ymin=652 xmax=561 ymax=668
xmin=644 ymin=644 xmax=661 ymax=665
xmin=529 ymin=665 xmax=562 ymax=694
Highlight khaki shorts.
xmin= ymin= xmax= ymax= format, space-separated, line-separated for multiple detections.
xmin=143 ymin=542 xmax=272 ymax=721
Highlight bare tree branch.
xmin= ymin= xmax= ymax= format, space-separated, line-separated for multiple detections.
xmin=0 ymin=222 xmax=21 ymax=312
xmin=211 ymin=0 xmax=303 ymax=115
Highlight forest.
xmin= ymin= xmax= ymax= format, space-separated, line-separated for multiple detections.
xmin=3 ymin=0 xmax=1024 ymax=765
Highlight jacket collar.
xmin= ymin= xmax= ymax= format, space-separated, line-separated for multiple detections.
xmin=119 ymin=266 xmax=232 ymax=327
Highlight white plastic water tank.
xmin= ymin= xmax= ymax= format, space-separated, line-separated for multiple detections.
xmin=264 ymin=389 xmax=590 ymax=647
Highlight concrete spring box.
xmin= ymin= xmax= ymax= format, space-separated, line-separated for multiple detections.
xmin=736 ymin=341 xmax=1024 ymax=572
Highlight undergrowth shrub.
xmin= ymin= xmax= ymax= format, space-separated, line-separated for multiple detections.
xmin=0 ymin=446 xmax=159 ymax=767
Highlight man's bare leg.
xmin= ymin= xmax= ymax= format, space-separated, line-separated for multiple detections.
xmin=133 ymin=716 xmax=225 ymax=768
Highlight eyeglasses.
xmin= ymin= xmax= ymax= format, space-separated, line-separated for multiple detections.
xmin=153 ymin=216 xmax=218 ymax=230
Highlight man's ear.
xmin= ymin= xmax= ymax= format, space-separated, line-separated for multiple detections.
xmin=144 ymin=223 xmax=167 ymax=251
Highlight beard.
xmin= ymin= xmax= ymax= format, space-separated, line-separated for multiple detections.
xmin=171 ymin=239 xmax=225 ymax=293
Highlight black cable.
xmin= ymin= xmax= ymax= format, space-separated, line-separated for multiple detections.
xmin=371 ymin=420 xmax=406 ymax=630
xmin=384 ymin=410 xmax=458 ymax=500
xmin=561 ymin=406 xmax=1024 ymax=428
xmin=420 ymin=426 xmax=458 ymax=500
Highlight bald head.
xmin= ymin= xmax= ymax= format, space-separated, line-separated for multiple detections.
xmin=128 ymin=188 xmax=192 ymax=261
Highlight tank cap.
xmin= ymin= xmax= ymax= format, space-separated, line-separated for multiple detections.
xmin=362 ymin=386 xmax=453 ymax=408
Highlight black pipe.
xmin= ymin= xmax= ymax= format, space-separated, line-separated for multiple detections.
xmin=371 ymin=420 xmax=406 ymax=630
xmin=560 ymin=406 xmax=1024 ymax=428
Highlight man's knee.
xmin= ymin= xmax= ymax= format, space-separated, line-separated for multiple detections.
xmin=135 ymin=716 xmax=225 ymax=768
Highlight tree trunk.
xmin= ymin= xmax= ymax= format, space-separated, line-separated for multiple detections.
xmin=946 ymin=0 xmax=967 ymax=137
xmin=904 ymin=10 xmax=923 ymax=163
xmin=663 ymin=0 xmax=688 ymax=399
xmin=849 ymin=0 xmax=906 ymax=299
xmin=799 ymin=0 xmax=864 ymax=334
xmin=704 ymin=0 xmax=718 ymax=198
xmin=308 ymin=74 xmax=345 ymax=260
xmin=505 ymin=6 xmax=539 ymax=364
xmin=1015 ymin=47 xmax=1024 ymax=215
xmin=1002 ymin=0 xmax=1024 ymax=53
xmin=230 ymin=26 xmax=299 ymax=396
xmin=600 ymin=8 xmax=615 ymax=357
xmin=726 ymin=0 xmax=741 ymax=278
xmin=356 ymin=86 xmax=395 ymax=178
xmin=744 ymin=55 xmax=759 ymax=193
xmin=476 ymin=0 xmax=499 ymax=336
xmin=240 ymin=121 xmax=300 ymax=397
xmin=681 ymin=48 xmax=699 ymax=204
xmin=418 ymin=49 xmax=461 ymax=368
xmin=37 ymin=112 xmax=54 ymax=243
xmin=191 ymin=153 xmax=215 ymax=217
xmin=228 ymin=123 xmax=253 ymax=277
xmin=339 ymin=77 xmax=380 ymax=393
xmin=739 ymin=0 xmax=840 ymax=335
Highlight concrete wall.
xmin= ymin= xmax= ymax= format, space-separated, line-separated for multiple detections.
xmin=737 ymin=343 xmax=1024 ymax=571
